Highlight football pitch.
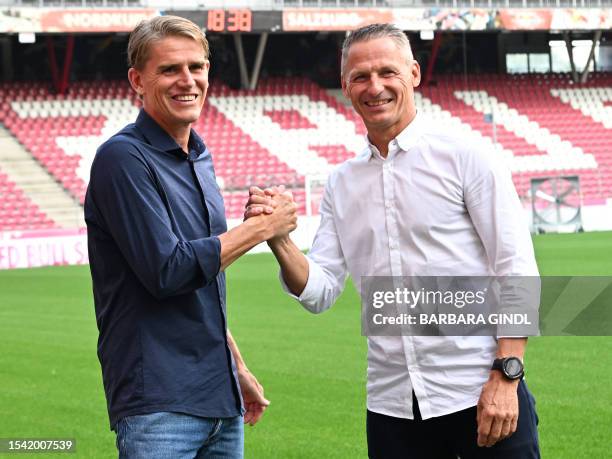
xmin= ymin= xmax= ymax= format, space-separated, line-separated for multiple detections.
xmin=0 ymin=231 xmax=611 ymax=458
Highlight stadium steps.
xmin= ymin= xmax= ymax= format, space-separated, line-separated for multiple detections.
xmin=0 ymin=126 xmax=84 ymax=228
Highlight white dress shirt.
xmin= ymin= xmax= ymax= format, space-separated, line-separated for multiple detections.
xmin=283 ymin=112 xmax=538 ymax=420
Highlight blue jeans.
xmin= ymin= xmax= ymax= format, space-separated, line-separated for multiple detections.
xmin=115 ymin=412 xmax=244 ymax=459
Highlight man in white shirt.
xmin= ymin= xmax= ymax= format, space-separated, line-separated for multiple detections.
xmin=247 ymin=23 xmax=540 ymax=458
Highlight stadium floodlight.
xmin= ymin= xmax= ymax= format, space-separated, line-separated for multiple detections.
xmin=18 ymin=33 xmax=36 ymax=44
xmin=420 ymin=30 xmax=434 ymax=41
xmin=531 ymin=176 xmax=583 ymax=234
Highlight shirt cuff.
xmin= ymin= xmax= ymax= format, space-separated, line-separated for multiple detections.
xmin=191 ymin=236 xmax=221 ymax=284
xmin=279 ymin=256 xmax=326 ymax=312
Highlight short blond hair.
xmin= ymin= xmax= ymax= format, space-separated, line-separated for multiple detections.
xmin=127 ymin=15 xmax=209 ymax=70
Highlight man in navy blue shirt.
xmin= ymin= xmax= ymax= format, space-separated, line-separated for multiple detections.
xmin=85 ymin=16 xmax=297 ymax=458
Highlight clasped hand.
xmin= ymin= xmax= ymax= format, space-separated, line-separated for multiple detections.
xmin=244 ymin=185 xmax=297 ymax=241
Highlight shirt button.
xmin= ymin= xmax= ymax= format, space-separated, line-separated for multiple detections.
xmin=385 ymin=200 xmax=392 ymax=209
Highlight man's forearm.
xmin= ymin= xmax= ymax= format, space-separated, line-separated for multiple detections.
xmin=227 ymin=328 xmax=270 ymax=425
xmin=218 ymin=217 xmax=269 ymax=272
xmin=227 ymin=329 xmax=247 ymax=371
xmin=496 ymin=337 xmax=527 ymax=359
xmin=268 ymin=236 xmax=309 ymax=296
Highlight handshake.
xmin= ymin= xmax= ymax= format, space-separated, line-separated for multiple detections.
xmin=244 ymin=185 xmax=298 ymax=243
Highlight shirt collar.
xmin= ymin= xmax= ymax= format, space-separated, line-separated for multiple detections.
xmin=367 ymin=111 xmax=424 ymax=160
xmin=135 ymin=109 xmax=207 ymax=160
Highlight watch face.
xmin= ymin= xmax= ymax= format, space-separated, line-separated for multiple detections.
xmin=504 ymin=358 xmax=523 ymax=378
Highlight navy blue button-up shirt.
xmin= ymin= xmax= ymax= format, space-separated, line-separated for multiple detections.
xmin=85 ymin=110 xmax=242 ymax=429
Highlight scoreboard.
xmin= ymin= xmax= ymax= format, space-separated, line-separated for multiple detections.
xmin=206 ymin=9 xmax=252 ymax=32
xmin=180 ymin=10 xmax=283 ymax=33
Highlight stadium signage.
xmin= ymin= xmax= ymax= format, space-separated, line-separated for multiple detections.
xmin=498 ymin=9 xmax=552 ymax=30
xmin=43 ymin=9 xmax=160 ymax=32
xmin=1 ymin=8 xmax=609 ymax=33
xmin=0 ymin=8 xmax=159 ymax=33
xmin=283 ymin=9 xmax=393 ymax=31
xmin=281 ymin=8 xmax=612 ymax=32
xmin=0 ymin=231 xmax=88 ymax=270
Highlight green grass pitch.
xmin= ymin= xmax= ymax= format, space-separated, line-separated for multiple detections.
xmin=0 ymin=231 xmax=611 ymax=458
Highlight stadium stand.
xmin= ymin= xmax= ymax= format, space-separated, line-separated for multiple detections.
xmin=422 ymin=73 xmax=612 ymax=204
xmin=0 ymin=73 xmax=610 ymax=225
xmin=0 ymin=168 xmax=55 ymax=231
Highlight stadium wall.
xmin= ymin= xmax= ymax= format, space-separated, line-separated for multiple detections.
xmin=239 ymin=202 xmax=612 ymax=255
xmin=2 ymin=204 xmax=611 ymax=270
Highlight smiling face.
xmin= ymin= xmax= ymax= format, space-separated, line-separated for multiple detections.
xmin=341 ymin=36 xmax=420 ymax=148
xmin=128 ymin=35 xmax=209 ymax=145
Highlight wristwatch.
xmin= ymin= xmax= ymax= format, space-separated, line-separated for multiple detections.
xmin=491 ymin=357 xmax=524 ymax=380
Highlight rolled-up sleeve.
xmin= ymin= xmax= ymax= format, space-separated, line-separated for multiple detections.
xmin=88 ymin=139 xmax=220 ymax=299
xmin=279 ymin=256 xmax=328 ymax=309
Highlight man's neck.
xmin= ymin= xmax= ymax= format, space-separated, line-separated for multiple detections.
xmin=164 ymin=126 xmax=190 ymax=153
xmin=368 ymin=112 xmax=417 ymax=158
xmin=144 ymin=110 xmax=191 ymax=153
xmin=176 ymin=132 xmax=190 ymax=154
xmin=368 ymin=126 xmax=404 ymax=158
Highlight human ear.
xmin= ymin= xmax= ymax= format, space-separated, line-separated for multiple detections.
xmin=128 ymin=67 xmax=144 ymax=97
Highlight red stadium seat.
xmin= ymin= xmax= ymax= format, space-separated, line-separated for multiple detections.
xmin=2 ymin=76 xmax=611 ymax=220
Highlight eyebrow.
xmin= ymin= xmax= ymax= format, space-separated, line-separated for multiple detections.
xmin=380 ymin=66 xmax=398 ymax=72
xmin=157 ymin=60 xmax=207 ymax=72
xmin=350 ymin=65 xmax=398 ymax=78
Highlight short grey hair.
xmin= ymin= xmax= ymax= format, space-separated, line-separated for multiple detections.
xmin=341 ymin=23 xmax=413 ymax=79
xmin=127 ymin=15 xmax=209 ymax=70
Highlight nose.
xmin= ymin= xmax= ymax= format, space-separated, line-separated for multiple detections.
xmin=367 ymin=74 xmax=384 ymax=96
xmin=177 ymin=66 xmax=195 ymax=86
